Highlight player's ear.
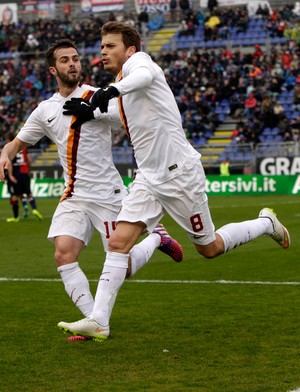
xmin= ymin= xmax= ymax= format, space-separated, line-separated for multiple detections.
xmin=127 ymin=46 xmax=136 ymax=57
xmin=49 ymin=66 xmax=57 ymax=76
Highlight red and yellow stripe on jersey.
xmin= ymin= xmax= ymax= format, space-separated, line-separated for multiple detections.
xmin=60 ymin=89 xmax=94 ymax=202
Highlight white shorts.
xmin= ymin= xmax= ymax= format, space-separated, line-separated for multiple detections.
xmin=48 ymin=199 xmax=121 ymax=251
xmin=117 ymin=161 xmax=216 ymax=245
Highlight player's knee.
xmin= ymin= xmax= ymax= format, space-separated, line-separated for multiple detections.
xmin=108 ymin=236 xmax=130 ymax=253
xmin=194 ymin=243 xmax=222 ymax=259
xmin=10 ymin=196 xmax=18 ymax=206
xmin=54 ymin=249 xmax=74 ymax=265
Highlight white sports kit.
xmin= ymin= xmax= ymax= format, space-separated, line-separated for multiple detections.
xmin=110 ymin=52 xmax=216 ymax=245
xmin=17 ymin=84 xmax=127 ymax=249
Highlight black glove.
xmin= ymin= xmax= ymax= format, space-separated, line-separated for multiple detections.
xmin=63 ymin=98 xmax=95 ymax=129
xmin=91 ymin=86 xmax=119 ymax=113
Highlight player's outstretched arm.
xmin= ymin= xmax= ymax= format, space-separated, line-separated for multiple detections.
xmin=91 ymin=86 xmax=119 ymax=113
xmin=63 ymin=95 xmax=121 ymax=129
xmin=0 ymin=137 xmax=29 ymax=181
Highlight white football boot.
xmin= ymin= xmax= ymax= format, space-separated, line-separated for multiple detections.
xmin=258 ymin=208 xmax=291 ymax=249
xmin=58 ymin=318 xmax=110 ymax=341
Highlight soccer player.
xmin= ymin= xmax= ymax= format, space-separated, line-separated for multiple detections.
xmin=0 ymin=39 xmax=183 ymax=340
xmin=5 ymin=133 xmax=43 ymax=222
xmin=56 ymin=22 xmax=291 ymax=341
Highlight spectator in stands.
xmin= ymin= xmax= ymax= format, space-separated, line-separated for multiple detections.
xmin=179 ymin=0 xmax=190 ymax=20
xmin=284 ymin=69 xmax=296 ymax=91
xmin=230 ymin=94 xmax=245 ymax=120
xmin=137 ymin=8 xmax=149 ymax=37
xmin=236 ymin=7 xmax=248 ymax=33
xmin=186 ymin=18 xmax=196 ymax=36
xmin=265 ymin=18 xmax=278 ymax=37
xmin=293 ymin=82 xmax=300 ymax=110
xmin=208 ymin=0 xmax=218 ymax=15
xmin=282 ymin=50 xmax=293 ymax=69
xmin=261 ymin=4 xmax=271 ymax=18
xmin=269 ymin=76 xmax=283 ymax=98
xmin=290 ymin=53 xmax=299 ymax=72
xmin=282 ymin=129 xmax=293 ymax=141
xmin=247 ymin=130 xmax=260 ymax=145
xmin=282 ymin=5 xmax=294 ymax=22
xmin=204 ymin=14 xmax=221 ymax=41
xmin=24 ymin=33 xmax=40 ymax=52
xmin=178 ymin=20 xmax=188 ymax=37
xmin=217 ymin=78 xmax=235 ymax=101
xmin=244 ymin=92 xmax=257 ymax=118
xmin=169 ymin=0 xmax=178 ymax=23
xmin=290 ymin=114 xmax=300 ymax=134
xmin=178 ymin=17 xmax=195 ymax=38
xmin=271 ymin=62 xmax=283 ymax=77
xmin=230 ymin=126 xmax=241 ymax=140
xmin=276 ymin=20 xmax=286 ymax=37
xmin=231 ymin=122 xmax=247 ymax=143
xmin=255 ymin=4 xmax=266 ymax=18
xmin=249 ymin=63 xmax=263 ymax=79
xmin=252 ymin=44 xmax=263 ymax=60
xmin=259 ymin=95 xmax=277 ymax=129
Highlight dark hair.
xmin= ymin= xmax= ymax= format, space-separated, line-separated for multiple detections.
xmin=45 ymin=39 xmax=79 ymax=67
xmin=100 ymin=21 xmax=141 ymax=52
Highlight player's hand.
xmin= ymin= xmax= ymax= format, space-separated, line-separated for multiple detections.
xmin=91 ymin=86 xmax=119 ymax=113
xmin=9 ymin=174 xmax=17 ymax=184
xmin=0 ymin=157 xmax=11 ymax=182
xmin=63 ymin=98 xmax=96 ymax=129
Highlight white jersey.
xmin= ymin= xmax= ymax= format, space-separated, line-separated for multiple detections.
xmin=110 ymin=52 xmax=201 ymax=186
xmin=17 ymin=84 xmax=127 ymax=203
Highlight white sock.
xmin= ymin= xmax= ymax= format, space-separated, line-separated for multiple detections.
xmin=216 ymin=217 xmax=272 ymax=253
xmin=128 ymin=233 xmax=161 ymax=278
xmin=91 ymin=252 xmax=128 ymax=326
xmin=57 ymin=262 xmax=94 ymax=317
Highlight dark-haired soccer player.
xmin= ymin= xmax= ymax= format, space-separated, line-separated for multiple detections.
xmin=5 ymin=136 xmax=43 ymax=222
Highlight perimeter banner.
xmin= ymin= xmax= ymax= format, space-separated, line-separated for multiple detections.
xmin=135 ymin=0 xmax=171 ymax=14
xmin=81 ymin=0 xmax=125 ymax=13
xmin=0 ymin=175 xmax=299 ymax=199
xmin=20 ymin=0 xmax=56 ymax=18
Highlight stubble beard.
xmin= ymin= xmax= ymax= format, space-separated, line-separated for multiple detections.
xmin=57 ymin=70 xmax=81 ymax=88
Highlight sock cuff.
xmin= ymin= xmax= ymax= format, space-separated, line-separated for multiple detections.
xmin=105 ymin=252 xmax=129 ymax=269
xmin=57 ymin=261 xmax=79 ymax=273
xmin=215 ymin=228 xmax=230 ymax=253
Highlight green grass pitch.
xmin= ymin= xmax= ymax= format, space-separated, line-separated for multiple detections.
xmin=1 ymin=195 xmax=299 ymax=392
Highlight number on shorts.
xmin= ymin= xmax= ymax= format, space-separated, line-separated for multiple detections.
xmin=190 ymin=214 xmax=203 ymax=232
xmin=104 ymin=221 xmax=116 ymax=239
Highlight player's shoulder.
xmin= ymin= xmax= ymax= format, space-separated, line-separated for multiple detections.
xmin=127 ymin=51 xmax=152 ymax=66
xmin=38 ymin=92 xmax=62 ymax=108
xmin=125 ymin=52 xmax=157 ymax=76
xmin=79 ymin=83 xmax=97 ymax=92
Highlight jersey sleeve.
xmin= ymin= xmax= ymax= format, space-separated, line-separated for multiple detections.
xmin=93 ymin=98 xmax=122 ymax=129
xmin=110 ymin=53 xmax=157 ymax=96
xmin=17 ymin=106 xmax=48 ymax=146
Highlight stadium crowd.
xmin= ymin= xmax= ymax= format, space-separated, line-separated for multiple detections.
xmin=1 ymin=2 xmax=300 ymax=151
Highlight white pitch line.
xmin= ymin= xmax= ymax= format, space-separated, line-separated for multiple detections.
xmin=1 ymin=277 xmax=300 ymax=285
